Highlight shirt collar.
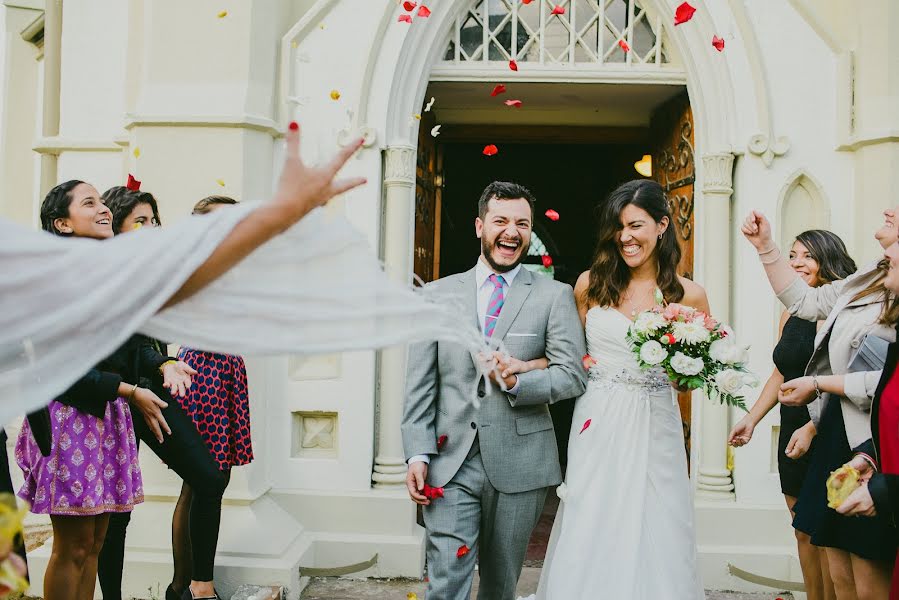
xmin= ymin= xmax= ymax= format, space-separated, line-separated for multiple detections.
xmin=476 ymin=258 xmax=522 ymax=288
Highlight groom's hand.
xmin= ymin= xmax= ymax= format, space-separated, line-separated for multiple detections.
xmin=406 ymin=461 xmax=431 ymax=506
xmin=487 ymin=352 xmax=519 ymax=390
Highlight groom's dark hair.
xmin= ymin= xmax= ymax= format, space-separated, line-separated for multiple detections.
xmin=478 ymin=181 xmax=536 ymax=220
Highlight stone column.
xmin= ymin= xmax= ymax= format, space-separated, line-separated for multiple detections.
xmin=696 ymin=152 xmax=737 ymax=501
xmin=372 ymin=144 xmax=417 ymax=488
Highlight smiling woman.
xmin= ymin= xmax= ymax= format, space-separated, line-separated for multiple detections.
xmin=40 ymin=180 xmax=113 ymax=240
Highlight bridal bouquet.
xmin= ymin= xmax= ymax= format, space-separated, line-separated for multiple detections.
xmin=625 ymin=303 xmax=755 ymax=410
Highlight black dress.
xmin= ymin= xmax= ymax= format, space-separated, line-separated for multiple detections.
xmin=772 ymin=316 xmax=816 ymax=497
xmin=791 ymin=325 xmax=897 ymax=561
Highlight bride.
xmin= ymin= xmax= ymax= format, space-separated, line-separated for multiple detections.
xmin=522 ymin=179 xmax=706 ymax=599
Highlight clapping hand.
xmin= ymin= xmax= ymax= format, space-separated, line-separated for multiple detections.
xmin=778 ymin=376 xmax=817 ymax=406
xmin=161 ymin=360 xmax=197 ymax=398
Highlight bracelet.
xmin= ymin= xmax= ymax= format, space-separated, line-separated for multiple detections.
xmin=812 ymin=375 xmax=822 ymax=399
xmin=158 ymin=359 xmax=177 ymax=374
xmin=128 ymin=383 xmax=139 ymax=401
xmin=759 ymin=247 xmax=782 ymax=265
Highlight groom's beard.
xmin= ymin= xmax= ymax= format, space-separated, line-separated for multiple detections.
xmin=481 ymin=235 xmax=529 ymax=273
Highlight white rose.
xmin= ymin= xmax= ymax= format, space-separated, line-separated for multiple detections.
xmin=639 ymin=340 xmax=668 ymax=365
xmin=671 ymin=319 xmax=711 ymax=344
xmin=556 ymin=482 xmax=569 ymax=502
xmin=714 ymin=369 xmax=746 ymax=394
xmin=670 ymin=351 xmax=704 ymax=376
xmin=633 ymin=312 xmax=667 ymax=335
xmin=709 ymin=339 xmax=749 ymax=365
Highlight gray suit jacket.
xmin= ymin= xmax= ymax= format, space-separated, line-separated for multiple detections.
xmin=401 ymin=266 xmax=587 ymax=493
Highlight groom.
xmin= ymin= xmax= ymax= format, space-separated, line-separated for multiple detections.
xmin=402 ymin=181 xmax=587 ymax=600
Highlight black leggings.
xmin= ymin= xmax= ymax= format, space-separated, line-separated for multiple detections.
xmin=97 ymin=399 xmax=228 ymax=599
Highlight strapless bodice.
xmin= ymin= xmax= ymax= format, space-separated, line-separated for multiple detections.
xmin=585 ymin=306 xmax=670 ymax=392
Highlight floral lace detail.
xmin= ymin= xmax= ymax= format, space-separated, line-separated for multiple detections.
xmin=587 ymin=367 xmax=670 ymax=392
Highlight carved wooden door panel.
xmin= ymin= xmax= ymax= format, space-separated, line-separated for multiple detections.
xmin=651 ymin=91 xmax=695 ymax=462
xmin=414 ymin=111 xmax=443 ymax=283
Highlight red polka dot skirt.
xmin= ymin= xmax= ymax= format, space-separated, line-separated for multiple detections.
xmin=176 ymin=350 xmax=253 ymax=471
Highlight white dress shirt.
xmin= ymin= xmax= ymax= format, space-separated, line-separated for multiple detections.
xmin=409 ymin=259 xmax=524 ymax=466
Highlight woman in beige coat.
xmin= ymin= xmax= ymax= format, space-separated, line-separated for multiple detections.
xmin=742 ymin=209 xmax=898 ymax=600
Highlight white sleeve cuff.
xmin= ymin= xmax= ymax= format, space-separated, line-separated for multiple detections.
xmin=507 ymin=376 xmax=520 ymax=396
xmin=408 ymin=454 xmax=430 ymax=465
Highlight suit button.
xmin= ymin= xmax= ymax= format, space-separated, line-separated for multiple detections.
xmin=470 ymin=422 xmax=477 ymax=429
xmin=477 ymin=389 xmax=486 ymax=398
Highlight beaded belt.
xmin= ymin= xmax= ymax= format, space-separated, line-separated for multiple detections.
xmin=587 ymin=367 xmax=671 ymax=392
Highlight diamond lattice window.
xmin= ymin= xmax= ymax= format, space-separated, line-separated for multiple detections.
xmin=442 ymin=0 xmax=670 ymax=67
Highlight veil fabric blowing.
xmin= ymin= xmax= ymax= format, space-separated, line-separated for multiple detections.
xmin=0 ymin=204 xmax=456 ymax=422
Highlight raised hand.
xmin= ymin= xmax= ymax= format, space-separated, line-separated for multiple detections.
xmin=271 ymin=122 xmax=367 ymax=220
xmin=161 ymin=360 xmax=197 ymax=398
xmin=740 ymin=210 xmax=775 ymax=252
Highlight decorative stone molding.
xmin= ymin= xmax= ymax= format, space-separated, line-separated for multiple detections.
xmin=701 ymin=153 xmax=735 ymax=194
xmin=288 ymin=355 xmax=341 ymax=381
xmin=383 ymin=145 xmax=416 ymax=187
xmin=747 ymin=134 xmax=790 ymax=168
xmin=123 ymin=113 xmax=282 ymax=137
xmin=292 ymin=412 xmax=338 ymax=457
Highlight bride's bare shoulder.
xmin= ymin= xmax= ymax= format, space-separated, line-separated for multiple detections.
xmin=678 ymin=276 xmax=710 ymax=312
xmin=574 ymin=270 xmax=590 ymax=293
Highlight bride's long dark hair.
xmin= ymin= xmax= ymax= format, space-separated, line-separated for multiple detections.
xmin=583 ymin=179 xmax=684 ymax=308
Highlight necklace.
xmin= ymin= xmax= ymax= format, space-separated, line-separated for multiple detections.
xmin=623 ymin=284 xmax=656 ymax=317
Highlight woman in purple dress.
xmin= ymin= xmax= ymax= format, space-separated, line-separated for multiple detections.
xmin=15 ymin=180 xmax=169 ymax=600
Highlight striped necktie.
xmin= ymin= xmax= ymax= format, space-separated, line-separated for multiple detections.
xmin=484 ymin=273 xmax=506 ymax=338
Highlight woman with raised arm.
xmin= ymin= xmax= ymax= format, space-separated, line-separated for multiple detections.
xmin=741 ymin=210 xmax=898 ymax=599
xmin=729 ymin=229 xmax=856 ymax=600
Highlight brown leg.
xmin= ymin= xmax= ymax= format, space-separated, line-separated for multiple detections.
xmin=78 ymin=514 xmax=110 ymax=600
xmin=824 ymin=547 xmax=858 ymax=600
xmin=849 ymin=552 xmax=892 ymax=600
xmin=786 ymin=495 xmax=826 ymax=600
xmin=45 ymin=515 xmax=99 ymax=600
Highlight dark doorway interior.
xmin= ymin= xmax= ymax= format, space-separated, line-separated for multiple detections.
xmin=438 ymin=142 xmax=650 ymax=288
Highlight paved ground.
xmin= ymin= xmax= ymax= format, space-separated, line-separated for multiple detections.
xmin=300 ymin=568 xmax=795 ymax=599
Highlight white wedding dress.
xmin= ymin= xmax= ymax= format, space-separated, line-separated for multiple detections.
xmin=523 ymin=306 xmax=704 ymax=599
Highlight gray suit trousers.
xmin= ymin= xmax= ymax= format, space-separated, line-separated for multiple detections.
xmin=423 ymin=437 xmax=549 ymax=600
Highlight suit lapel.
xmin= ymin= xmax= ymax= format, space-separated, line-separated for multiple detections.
xmin=492 ymin=267 xmax=534 ymax=342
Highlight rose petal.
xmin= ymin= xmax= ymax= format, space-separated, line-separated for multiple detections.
xmin=551 ymin=5 xmax=565 ymax=15
xmin=545 ymin=208 xmax=560 ymax=221
xmin=509 ymin=60 xmax=518 ymax=71
xmin=217 ymin=10 xmax=228 ymax=18
xmin=431 ymin=125 xmax=442 ymax=137
xmin=413 ymin=113 xmax=421 ymax=120
xmin=216 ymin=179 xmax=225 ymax=187
xmin=582 ymin=354 xmax=597 ymax=370
xmin=424 ymin=96 xmax=436 ymax=111
xmin=403 ymin=1 xmax=417 ymax=10
xmin=407 ymin=594 xmax=418 ymax=600
xmin=437 ymin=434 xmax=448 ymax=449
xmin=330 ymin=90 xmax=341 ymax=100
xmin=397 ymin=14 xmax=412 ymax=23
xmin=126 ymin=174 xmax=141 ymax=191
xmin=674 ymin=2 xmax=696 ymax=25
xmin=579 ymin=419 xmax=592 ymax=434
xmin=541 ymin=254 xmax=553 ymax=268
xmin=132 ymin=147 xmax=141 ymax=159
xmin=618 ymin=39 xmax=630 ymax=52
xmin=456 ymin=544 xmax=470 ymax=558
xmin=417 ymin=5 xmax=431 ymax=18
xmin=522 ymin=0 xmax=535 ymax=3
xmin=482 ymin=144 xmax=499 ymax=156
xmin=490 ymin=84 xmax=507 ymax=97
xmin=504 ymin=99 xmax=523 ymax=108
xmin=712 ymin=35 xmax=725 ymax=51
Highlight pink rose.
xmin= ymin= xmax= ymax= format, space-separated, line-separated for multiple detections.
xmin=662 ymin=304 xmax=681 ymax=321
xmin=703 ymin=314 xmax=718 ymax=331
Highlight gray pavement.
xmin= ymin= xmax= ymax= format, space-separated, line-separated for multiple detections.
xmin=299 ymin=567 xmax=794 ymax=599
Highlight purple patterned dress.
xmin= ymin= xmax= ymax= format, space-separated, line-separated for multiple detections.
xmin=15 ymin=398 xmax=143 ymax=515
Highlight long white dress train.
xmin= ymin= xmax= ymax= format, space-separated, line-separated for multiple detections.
xmin=524 ymin=306 xmax=704 ymax=599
